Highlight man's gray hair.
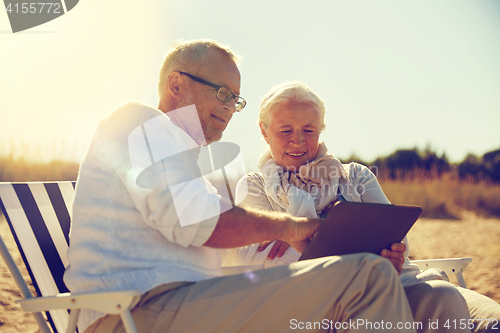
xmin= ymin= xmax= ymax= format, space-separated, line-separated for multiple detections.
xmin=158 ymin=39 xmax=241 ymax=97
xmin=259 ymin=81 xmax=326 ymax=132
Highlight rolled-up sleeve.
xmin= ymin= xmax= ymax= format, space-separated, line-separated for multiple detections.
xmin=235 ymin=173 xmax=274 ymax=211
xmin=98 ymin=103 xmax=221 ymax=248
xmin=347 ymin=163 xmax=391 ymax=204
xmin=121 ymin=149 xmax=221 ymax=248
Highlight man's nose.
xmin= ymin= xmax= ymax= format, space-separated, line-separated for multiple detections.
xmin=223 ymin=98 xmax=237 ymax=114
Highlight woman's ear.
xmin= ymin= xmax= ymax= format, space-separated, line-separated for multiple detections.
xmin=259 ymin=123 xmax=270 ymax=144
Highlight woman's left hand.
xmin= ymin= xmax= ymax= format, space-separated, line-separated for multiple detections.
xmin=258 ymin=240 xmax=291 ymax=259
xmin=381 ymin=242 xmax=406 ymax=275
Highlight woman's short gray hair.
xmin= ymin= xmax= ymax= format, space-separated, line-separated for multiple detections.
xmin=157 ymin=39 xmax=241 ymax=97
xmin=259 ymin=81 xmax=326 ymax=132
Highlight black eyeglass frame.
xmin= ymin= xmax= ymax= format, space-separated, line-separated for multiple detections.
xmin=178 ymin=71 xmax=246 ymax=111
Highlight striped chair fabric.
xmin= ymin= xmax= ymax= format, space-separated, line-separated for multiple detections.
xmin=0 ymin=180 xmax=252 ymax=333
xmin=0 ymin=181 xmax=76 ymax=332
xmin=0 ymin=181 xmax=473 ymax=332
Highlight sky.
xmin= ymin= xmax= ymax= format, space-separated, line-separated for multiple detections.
xmin=1 ymin=0 xmax=500 ymax=170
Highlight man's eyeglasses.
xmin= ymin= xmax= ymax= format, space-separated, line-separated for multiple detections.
xmin=178 ymin=71 xmax=246 ymax=112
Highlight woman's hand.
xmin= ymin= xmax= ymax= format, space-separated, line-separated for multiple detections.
xmin=258 ymin=240 xmax=291 ymax=259
xmin=381 ymin=242 xmax=406 ymax=275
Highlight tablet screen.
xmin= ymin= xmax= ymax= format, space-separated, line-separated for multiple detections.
xmin=299 ymin=201 xmax=422 ymax=261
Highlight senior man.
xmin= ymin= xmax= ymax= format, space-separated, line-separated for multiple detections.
xmin=64 ymin=39 xmax=416 ymax=333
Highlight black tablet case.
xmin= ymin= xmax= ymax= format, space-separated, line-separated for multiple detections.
xmin=299 ymin=201 xmax=422 ymax=261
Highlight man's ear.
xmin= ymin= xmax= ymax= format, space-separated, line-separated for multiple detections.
xmin=259 ymin=123 xmax=270 ymax=144
xmin=167 ymin=72 xmax=183 ymax=99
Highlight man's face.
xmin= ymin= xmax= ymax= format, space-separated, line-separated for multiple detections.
xmin=184 ymin=50 xmax=241 ymax=144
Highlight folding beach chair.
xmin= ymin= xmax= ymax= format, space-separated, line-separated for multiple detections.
xmin=0 ymin=181 xmax=473 ymax=333
xmin=412 ymin=258 xmax=472 ymax=289
xmin=0 ymin=182 xmax=141 ymax=333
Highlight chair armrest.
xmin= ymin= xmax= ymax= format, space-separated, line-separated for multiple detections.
xmin=412 ymin=258 xmax=472 ymax=276
xmin=16 ymin=290 xmax=142 ymax=315
xmin=222 ymin=265 xmax=264 ymax=276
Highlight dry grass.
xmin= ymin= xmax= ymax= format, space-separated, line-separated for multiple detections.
xmin=0 ymin=155 xmax=78 ymax=182
xmin=0 ymin=140 xmax=80 ymax=183
xmin=379 ymin=173 xmax=500 ymax=219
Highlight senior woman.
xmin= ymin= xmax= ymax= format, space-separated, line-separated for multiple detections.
xmin=219 ymin=82 xmax=499 ymax=333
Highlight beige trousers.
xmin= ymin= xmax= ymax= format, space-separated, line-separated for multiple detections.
xmin=405 ymin=280 xmax=471 ymax=333
xmin=456 ymin=286 xmax=500 ymax=333
xmin=87 ymin=254 xmax=417 ymax=333
xmin=404 ymin=280 xmax=500 ymax=333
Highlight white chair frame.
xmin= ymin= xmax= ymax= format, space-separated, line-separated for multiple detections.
xmin=0 ymin=181 xmax=472 ymax=332
xmin=413 ymin=258 xmax=472 ymax=288
xmin=0 ymin=181 xmax=141 ymax=333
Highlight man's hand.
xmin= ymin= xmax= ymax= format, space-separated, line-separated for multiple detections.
xmin=258 ymin=240 xmax=291 ymax=259
xmin=381 ymin=242 xmax=406 ymax=275
xmin=282 ymin=217 xmax=322 ymax=254
xmin=204 ymin=206 xmax=321 ymax=251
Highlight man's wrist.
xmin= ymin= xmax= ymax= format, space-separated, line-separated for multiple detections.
xmin=276 ymin=216 xmax=296 ymax=244
xmin=255 ymin=209 xmax=294 ymax=243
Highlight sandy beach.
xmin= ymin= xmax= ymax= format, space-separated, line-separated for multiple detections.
xmin=1 ymin=214 xmax=499 ymax=332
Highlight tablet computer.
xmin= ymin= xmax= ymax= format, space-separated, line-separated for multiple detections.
xmin=298 ymin=201 xmax=422 ymax=261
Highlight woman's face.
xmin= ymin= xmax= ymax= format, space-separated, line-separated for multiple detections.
xmin=261 ymin=103 xmax=321 ymax=172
